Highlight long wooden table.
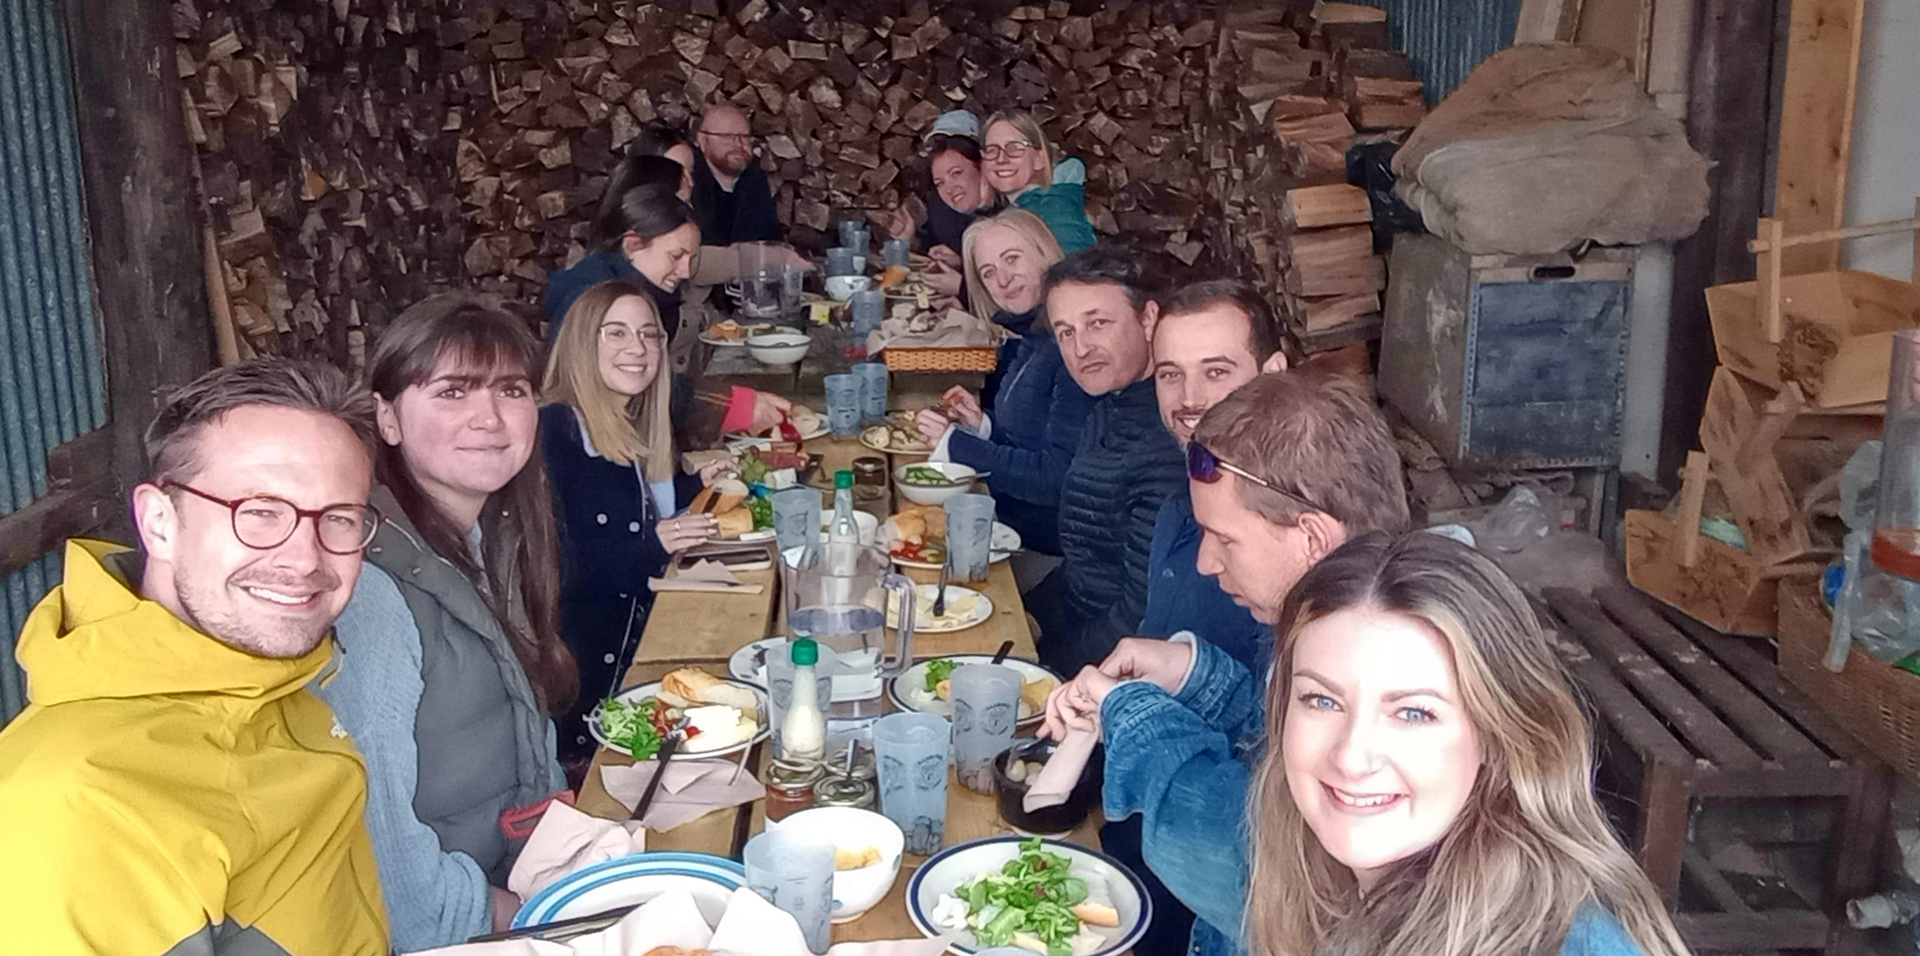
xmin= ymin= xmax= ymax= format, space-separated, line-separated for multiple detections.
xmin=573 ymin=431 xmax=1104 ymax=944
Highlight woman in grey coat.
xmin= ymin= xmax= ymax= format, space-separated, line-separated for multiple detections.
xmin=321 ymin=294 xmax=578 ymax=950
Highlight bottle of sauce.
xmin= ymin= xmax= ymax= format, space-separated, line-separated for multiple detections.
xmin=780 ymin=638 xmax=827 ymax=762
xmin=826 ymin=470 xmax=861 ymax=574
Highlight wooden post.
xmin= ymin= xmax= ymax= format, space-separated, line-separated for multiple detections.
xmin=1675 ymin=451 xmax=1711 ymax=568
xmin=64 ymin=0 xmax=216 ymax=494
xmin=1758 ymin=217 xmax=1786 ymax=343
xmin=1773 ymin=0 xmax=1867 ymax=274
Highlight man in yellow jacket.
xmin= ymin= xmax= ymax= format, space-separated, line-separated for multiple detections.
xmin=0 ymin=359 xmax=391 ymax=955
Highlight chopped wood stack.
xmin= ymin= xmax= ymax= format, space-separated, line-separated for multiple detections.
xmin=1201 ymin=0 xmax=1429 ymax=354
xmin=171 ymin=0 xmax=1221 ymax=365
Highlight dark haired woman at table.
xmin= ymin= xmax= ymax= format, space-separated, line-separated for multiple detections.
xmin=886 ymin=111 xmax=998 ymax=301
xmin=320 ymin=294 xmax=577 ymax=948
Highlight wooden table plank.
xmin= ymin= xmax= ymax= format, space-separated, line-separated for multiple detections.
xmin=1546 ymin=588 xmax=1764 ymax=772
xmin=1591 ymin=586 xmax=1828 ymax=768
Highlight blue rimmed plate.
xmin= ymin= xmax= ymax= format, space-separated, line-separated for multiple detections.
xmin=905 ymin=836 xmax=1152 ymax=955
xmin=510 ymin=851 xmax=746 ymax=930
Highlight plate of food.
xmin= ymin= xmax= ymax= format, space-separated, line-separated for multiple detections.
xmin=688 ymin=479 xmax=775 ymax=542
xmin=888 ymin=655 xmax=1057 ymax=727
xmin=860 ymin=416 xmax=932 ymax=456
xmin=699 ymin=319 xmax=773 ymax=347
xmin=883 ymin=505 xmax=1022 ymax=570
xmin=910 ymin=837 xmax=1151 ymax=956
xmin=589 ymin=669 xmax=770 ymax=759
xmin=510 ymin=852 xmax=746 ymax=931
xmin=885 ymin=584 xmax=994 ymax=634
xmin=727 ymin=404 xmax=827 ymax=443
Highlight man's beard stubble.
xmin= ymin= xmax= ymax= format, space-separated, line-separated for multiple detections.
xmin=174 ymin=564 xmax=341 ymax=660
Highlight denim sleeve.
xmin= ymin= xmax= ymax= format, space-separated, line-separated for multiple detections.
xmin=1174 ymin=640 xmax=1265 ymax=740
xmin=947 ymin=365 xmax=1090 ymax=508
xmin=1100 ymin=680 xmax=1254 ymax=937
xmin=323 ymin=565 xmax=492 ymax=951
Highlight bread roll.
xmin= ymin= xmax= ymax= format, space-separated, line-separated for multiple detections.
xmin=661 ymin=668 xmax=760 ymax=717
xmin=891 ymin=511 xmax=928 ymax=544
xmin=714 ymin=507 xmax=755 ymax=539
xmin=1021 ymin=677 xmax=1056 ymax=714
xmin=691 ymin=480 xmax=747 ymax=516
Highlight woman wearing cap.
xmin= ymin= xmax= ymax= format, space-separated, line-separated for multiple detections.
xmin=980 ymin=109 xmax=1096 ymax=254
xmin=887 ymin=111 xmax=998 ymax=300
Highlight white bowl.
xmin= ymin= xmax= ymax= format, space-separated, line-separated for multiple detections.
xmin=764 ymin=806 xmax=905 ymax=922
xmin=818 ymin=510 xmax=880 ymax=546
xmin=747 ymin=331 xmax=812 ymax=367
xmin=895 ymin=461 xmax=978 ymax=506
xmin=825 ymin=275 xmax=873 ymax=301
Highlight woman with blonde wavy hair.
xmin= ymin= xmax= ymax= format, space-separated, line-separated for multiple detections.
xmin=913 ymin=209 xmax=1090 ymax=560
xmin=1250 ymin=530 xmax=1689 ymax=956
xmin=539 ymin=279 xmax=753 ymax=766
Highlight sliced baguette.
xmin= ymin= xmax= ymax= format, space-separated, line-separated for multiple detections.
xmin=1071 ymin=873 xmax=1122 ymax=927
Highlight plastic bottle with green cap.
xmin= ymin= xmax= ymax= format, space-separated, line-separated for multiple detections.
xmin=780 ymin=638 xmax=827 ymax=761
xmin=827 ymin=469 xmax=860 ymax=572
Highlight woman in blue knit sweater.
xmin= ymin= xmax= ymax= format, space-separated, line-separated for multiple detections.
xmin=913 ymin=209 xmax=1093 ymax=557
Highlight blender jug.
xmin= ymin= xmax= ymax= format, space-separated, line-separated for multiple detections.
xmin=1872 ymin=329 xmax=1920 ymax=581
xmin=780 ymin=542 xmax=915 ymax=719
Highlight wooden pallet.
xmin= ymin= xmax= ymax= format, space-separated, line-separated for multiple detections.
xmin=1543 ymin=585 xmax=1891 ymax=954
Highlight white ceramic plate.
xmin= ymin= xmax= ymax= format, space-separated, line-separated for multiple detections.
xmin=511 ymin=852 xmax=745 ymax=929
xmin=886 ymin=521 xmax=1022 ymax=570
xmin=887 ymin=655 xmax=1060 ymax=727
xmin=706 ymin=527 xmax=776 ymax=544
xmin=727 ymin=637 xmax=884 ymax=703
xmin=886 ymin=584 xmax=994 ymax=634
xmin=726 ymin=421 xmax=829 ymax=442
xmin=860 ymin=425 xmax=932 ymax=456
xmin=906 ymin=837 xmax=1152 ymax=956
xmin=589 ymin=678 xmax=771 ymax=759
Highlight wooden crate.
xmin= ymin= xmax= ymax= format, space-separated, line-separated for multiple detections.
xmin=1778 ymin=574 xmax=1920 ymax=783
xmin=1546 ymin=585 xmax=1890 ymax=955
xmin=1624 ymin=509 xmax=1780 ymax=636
xmin=1706 ymin=270 xmax=1920 ymax=410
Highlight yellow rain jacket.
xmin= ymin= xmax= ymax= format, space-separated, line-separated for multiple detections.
xmin=0 ymin=540 xmax=390 ymax=955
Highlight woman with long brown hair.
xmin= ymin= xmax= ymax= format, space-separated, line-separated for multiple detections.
xmin=321 ymin=293 xmax=577 ymax=949
xmin=1248 ymin=531 xmax=1688 ymax=956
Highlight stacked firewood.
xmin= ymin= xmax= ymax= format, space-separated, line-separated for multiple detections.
xmin=172 ymin=0 xmax=1223 ymax=366
xmin=1201 ymin=0 xmax=1428 ymax=354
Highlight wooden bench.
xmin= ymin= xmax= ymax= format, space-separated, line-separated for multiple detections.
xmin=1542 ymin=585 xmax=1891 ymax=955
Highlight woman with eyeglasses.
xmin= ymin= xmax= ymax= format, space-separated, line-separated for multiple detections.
xmin=319 ymin=294 xmax=579 ymax=950
xmin=980 ymin=110 xmax=1097 ymax=254
xmin=539 ymin=278 xmax=744 ymax=765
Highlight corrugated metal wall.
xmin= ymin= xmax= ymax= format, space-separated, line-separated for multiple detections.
xmin=1357 ymin=0 xmax=1525 ymax=102
xmin=0 ymin=0 xmax=108 ymax=722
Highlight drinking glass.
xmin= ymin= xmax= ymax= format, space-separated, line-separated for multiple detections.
xmin=873 ymin=711 xmax=950 ymax=854
xmin=744 ymin=829 xmax=836 ymax=953
xmin=770 ymin=486 xmax=822 ymax=555
xmin=851 ymin=290 xmax=885 ymax=339
xmin=943 ymin=493 xmax=996 ymax=583
xmin=950 ymin=663 xmax=1020 ymax=793
xmin=883 ymin=238 xmax=910 ymax=267
xmin=839 ymin=219 xmax=870 ymax=251
xmin=765 ymin=637 xmax=835 ymax=757
xmin=824 ymin=373 xmax=861 ymax=438
xmin=853 ymin=362 xmax=889 ymax=424
xmin=782 ymin=264 xmax=807 ymax=315
xmin=825 ymin=247 xmax=857 ymax=277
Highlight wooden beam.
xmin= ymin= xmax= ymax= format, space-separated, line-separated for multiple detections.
xmin=63 ymin=0 xmax=216 ymax=497
xmin=1675 ymin=451 xmax=1711 ymax=568
xmin=1772 ymin=0 xmax=1867 ymax=274
xmin=1660 ymin=0 xmax=1780 ymax=484
xmin=0 ymin=429 xmax=118 ymax=580
xmin=1515 ymin=0 xmax=1585 ymax=42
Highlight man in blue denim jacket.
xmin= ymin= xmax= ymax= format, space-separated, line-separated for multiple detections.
xmin=1044 ymin=368 xmax=1410 ymax=955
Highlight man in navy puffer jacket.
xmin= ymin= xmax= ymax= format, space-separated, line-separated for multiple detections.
xmin=1025 ymin=248 xmax=1186 ymax=676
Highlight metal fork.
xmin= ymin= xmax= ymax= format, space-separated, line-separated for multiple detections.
xmin=932 ymin=552 xmax=950 ymax=619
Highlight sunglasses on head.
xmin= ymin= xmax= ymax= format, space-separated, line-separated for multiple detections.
xmin=1186 ymin=442 xmax=1327 ymax=515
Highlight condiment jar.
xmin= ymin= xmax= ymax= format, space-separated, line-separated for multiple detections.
xmin=852 ymin=456 xmax=887 ymax=486
xmin=824 ymin=745 xmax=876 ymax=784
xmin=814 ymin=774 xmax=875 ymax=810
xmin=765 ymin=757 xmax=823 ymax=822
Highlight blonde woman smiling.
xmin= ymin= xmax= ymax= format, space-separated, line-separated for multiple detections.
xmin=980 ymin=110 xmax=1095 ymax=253
xmin=540 ymin=279 xmax=748 ymax=765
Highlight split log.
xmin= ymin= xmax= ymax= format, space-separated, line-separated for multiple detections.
xmin=1282 ymin=183 xmax=1372 ymax=229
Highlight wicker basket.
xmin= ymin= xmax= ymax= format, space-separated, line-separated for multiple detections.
xmin=882 ymin=346 xmax=999 ymax=374
xmin=1777 ymin=574 xmax=1920 ymax=781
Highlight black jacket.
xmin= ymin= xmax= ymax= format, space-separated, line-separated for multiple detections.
xmin=541 ymin=249 xmax=682 ymax=339
xmin=916 ymin=194 xmax=975 ymax=254
xmin=1030 ymin=378 xmax=1187 ymax=674
xmin=689 ymin=153 xmax=780 ymax=246
xmin=540 ymin=403 xmax=703 ymax=762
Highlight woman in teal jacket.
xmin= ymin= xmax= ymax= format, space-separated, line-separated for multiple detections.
xmin=981 ymin=110 xmax=1096 ymax=253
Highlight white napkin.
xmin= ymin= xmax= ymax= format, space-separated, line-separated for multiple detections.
xmin=506 ymin=802 xmax=647 ymax=902
xmin=1024 ymin=727 xmax=1099 ymax=813
xmin=709 ymin=888 xmax=954 ymax=956
xmin=649 ymin=559 xmax=766 ymax=594
xmin=599 ymin=758 xmax=766 ymax=831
